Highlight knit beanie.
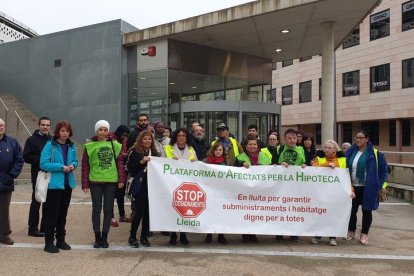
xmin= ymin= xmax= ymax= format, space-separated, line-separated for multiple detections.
xmin=95 ymin=120 xmax=110 ymax=133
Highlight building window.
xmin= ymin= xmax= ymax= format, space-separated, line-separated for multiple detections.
xmin=343 ymin=123 xmax=353 ymax=144
xmin=389 ymin=120 xmax=396 ymax=146
xmin=370 ymin=9 xmax=390 ymax=41
xmin=319 ymin=78 xmax=322 ymax=101
xmin=299 ymin=81 xmax=312 ymax=103
xmin=403 ymin=119 xmax=411 ymax=146
xmin=402 ymin=0 xmax=414 ymax=31
xmin=272 ymin=62 xmax=277 ymax=70
xmin=402 ymin=58 xmax=414 ymax=88
xmin=299 ymin=56 xmax=312 ymax=62
xmin=316 ymin=124 xmax=321 ymax=145
xmin=282 ymin=85 xmax=293 ymax=105
xmin=343 ymin=27 xmax=360 ymax=49
xmin=282 ymin=59 xmax=293 ymax=67
xmin=343 ymin=70 xmax=360 ymax=96
xmin=54 ymin=59 xmax=62 ymax=68
xmin=361 ymin=121 xmax=379 ymax=146
xmin=266 ymin=88 xmax=276 ymax=103
xmin=370 ymin=63 xmax=390 ymax=92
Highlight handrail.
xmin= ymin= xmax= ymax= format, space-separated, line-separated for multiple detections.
xmin=14 ymin=110 xmax=32 ymax=136
xmin=0 ymin=96 xmax=9 ymax=126
xmin=381 ymin=151 xmax=414 ymax=155
xmin=0 ymin=97 xmax=9 ymax=111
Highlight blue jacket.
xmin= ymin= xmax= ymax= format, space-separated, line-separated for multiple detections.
xmin=346 ymin=142 xmax=387 ymax=210
xmin=0 ymin=135 xmax=24 ymax=192
xmin=40 ymin=139 xmax=78 ymax=189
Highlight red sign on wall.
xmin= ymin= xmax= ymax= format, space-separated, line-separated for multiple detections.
xmin=172 ymin=182 xmax=206 ymax=218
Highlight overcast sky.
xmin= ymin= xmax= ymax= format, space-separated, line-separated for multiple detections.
xmin=1 ymin=0 xmax=254 ymax=35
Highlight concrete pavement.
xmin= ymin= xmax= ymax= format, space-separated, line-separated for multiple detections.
xmin=0 ymin=183 xmax=413 ymax=275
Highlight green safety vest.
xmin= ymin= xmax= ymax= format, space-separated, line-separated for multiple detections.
xmin=316 ymin=156 xmax=347 ymax=168
xmin=260 ymin=145 xmax=281 ymax=160
xmin=84 ymin=140 xmax=121 ymax=183
xmin=165 ymin=144 xmax=196 ymax=160
xmin=211 ymin=137 xmax=240 ymax=157
xmin=236 ymin=152 xmax=271 ymax=165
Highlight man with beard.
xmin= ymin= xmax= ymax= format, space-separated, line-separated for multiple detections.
xmin=23 ymin=116 xmax=52 ymax=237
xmin=127 ymin=113 xmax=150 ymax=149
xmin=190 ymin=124 xmax=210 ymax=160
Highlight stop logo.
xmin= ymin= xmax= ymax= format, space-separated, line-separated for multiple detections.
xmin=172 ymin=182 xmax=206 ymax=218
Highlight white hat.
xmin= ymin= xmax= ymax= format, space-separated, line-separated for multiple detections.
xmin=95 ymin=120 xmax=110 ymax=133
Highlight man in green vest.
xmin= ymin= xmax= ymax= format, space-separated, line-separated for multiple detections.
xmin=211 ymin=123 xmax=243 ymax=166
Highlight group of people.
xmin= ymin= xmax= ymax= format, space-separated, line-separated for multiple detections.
xmin=0 ymin=114 xmax=387 ymax=253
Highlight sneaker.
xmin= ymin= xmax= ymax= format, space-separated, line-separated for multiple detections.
xmin=111 ymin=218 xmax=119 ymax=227
xmin=310 ymin=236 xmax=320 ymax=244
xmin=128 ymin=238 xmax=139 ymax=248
xmin=329 ymin=238 xmax=337 ymax=246
xmin=360 ymin=233 xmax=369 ymax=245
xmin=56 ymin=240 xmax=71 ymax=250
xmin=119 ymin=216 xmax=132 ymax=223
xmin=44 ymin=244 xmax=59 ymax=253
xmin=345 ymin=231 xmax=356 ymax=240
xmin=28 ymin=230 xmax=45 ymax=237
xmin=140 ymin=237 xmax=150 ymax=247
xmin=0 ymin=237 xmax=14 ymax=245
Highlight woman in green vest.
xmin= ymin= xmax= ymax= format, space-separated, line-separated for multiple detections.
xmin=163 ymin=127 xmax=198 ymax=245
xmin=311 ymin=139 xmax=352 ymax=246
xmin=235 ymin=134 xmax=271 ymax=243
xmin=81 ymin=120 xmax=126 ymax=248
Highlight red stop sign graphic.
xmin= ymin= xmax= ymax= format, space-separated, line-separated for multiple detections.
xmin=172 ymin=182 xmax=206 ymax=218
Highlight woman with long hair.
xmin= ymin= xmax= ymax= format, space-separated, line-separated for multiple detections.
xmin=127 ymin=130 xmax=158 ymax=248
xmin=345 ymin=130 xmax=387 ymax=245
xmin=302 ymin=133 xmax=316 ymax=166
xmin=40 ymin=120 xmax=78 ymax=253
xmin=163 ymin=127 xmax=198 ymax=245
xmin=204 ymin=142 xmax=228 ymax=244
xmin=235 ymin=134 xmax=271 ymax=243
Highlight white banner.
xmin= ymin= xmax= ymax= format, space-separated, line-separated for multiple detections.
xmin=148 ymin=157 xmax=352 ymax=237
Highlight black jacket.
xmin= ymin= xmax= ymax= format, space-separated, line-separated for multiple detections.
xmin=190 ymin=135 xmax=210 ymax=161
xmin=23 ymin=129 xmax=51 ymax=184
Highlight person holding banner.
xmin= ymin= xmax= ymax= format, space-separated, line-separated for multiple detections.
xmin=311 ymin=139 xmax=352 ymax=246
xmin=345 ymin=130 xmax=387 ymax=245
xmin=235 ymin=134 xmax=271 ymax=243
xmin=163 ymin=127 xmax=198 ymax=245
xmin=126 ymin=130 xmax=158 ymax=248
xmin=276 ymin=128 xmax=306 ymax=242
xmin=204 ymin=142 xmax=228 ymax=245
xmin=261 ymin=131 xmax=282 ymax=165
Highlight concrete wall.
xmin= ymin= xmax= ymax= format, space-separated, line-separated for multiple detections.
xmin=0 ymin=20 xmax=134 ymax=143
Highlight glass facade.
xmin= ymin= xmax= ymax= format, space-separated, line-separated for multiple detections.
xmin=128 ymin=68 xmax=279 ymax=142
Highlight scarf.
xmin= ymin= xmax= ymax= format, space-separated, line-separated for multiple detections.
xmin=349 ymin=147 xmax=368 ymax=184
xmin=154 ymin=133 xmax=165 ymax=143
xmin=207 ymin=156 xmax=226 ymax=165
xmin=247 ymin=150 xmax=259 ymax=165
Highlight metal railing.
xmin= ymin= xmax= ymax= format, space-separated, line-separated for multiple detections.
xmin=382 ymin=151 xmax=414 ymax=166
xmin=14 ymin=110 xmax=32 ymax=137
xmin=0 ymin=96 xmax=9 ymax=125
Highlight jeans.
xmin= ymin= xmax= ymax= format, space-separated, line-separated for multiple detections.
xmin=90 ymin=183 xmax=117 ymax=234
